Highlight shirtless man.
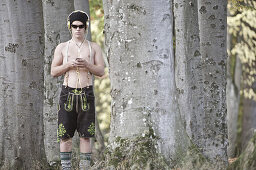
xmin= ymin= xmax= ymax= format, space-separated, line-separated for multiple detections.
xmin=51 ymin=10 xmax=104 ymax=170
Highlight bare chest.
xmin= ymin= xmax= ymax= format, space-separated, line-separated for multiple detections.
xmin=62 ymin=42 xmax=94 ymax=63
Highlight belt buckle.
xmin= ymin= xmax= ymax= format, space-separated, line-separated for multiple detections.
xmin=72 ymin=89 xmax=82 ymax=95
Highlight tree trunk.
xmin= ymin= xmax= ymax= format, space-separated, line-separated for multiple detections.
xmin=0 ymin=0 xmax=45 ymax=169
xmin=226 ymin=6 xmax=242 ymax=158
xmin=227 ymin=56 xmax=241 ymax=157
xmin=196 ymin=0 xmax=228 ymax=162
xmin=174 ymin=0 xmax=228 ymax=163
xmin=103 ymin=0 xmax=188 ymax=167
xmin=42 ymin=0 xmax=74 ymax=164
xmin=226 ymin=28 xmax=241 ymax=157
xmin=239 ymin=8 xmax=256 ymax=152
xmin=174 ymin=0 xmax=201 ymax=140
xmin=242 ymin=98 xmax=256 ymax=150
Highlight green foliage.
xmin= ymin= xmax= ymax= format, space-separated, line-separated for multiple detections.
xmin=94 ymin=69 xmax=111 ymax=140
xmin=89 ymin=0 xmax=111 ymax=141
xmin=228 ymin=1 xmax=256 ymax=100
xmin=89 ymin=0 xmax=104 ymax=47
xmin=229 ymin=0 xmax=256 ymax=11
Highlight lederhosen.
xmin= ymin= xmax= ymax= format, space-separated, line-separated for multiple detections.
xmin=57 ymin=40 xmax=95 ymax=140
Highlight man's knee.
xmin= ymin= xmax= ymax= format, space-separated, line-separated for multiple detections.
xmin=80 ymin=137 xmax=90 ymax=143
xmin=60 ymin=138 xmax=72 ymax=146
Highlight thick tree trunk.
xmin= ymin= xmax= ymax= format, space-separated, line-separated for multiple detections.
xmin=174 ymin=0 xmax=228 ymax=163
xmin=42 ymin=0 xmax=74 ymax=164
xmin=0 ymin=0 xmax=45 ymax=169
xmin=103 ymin=0 xmax=188 ymax=166
xmin=196 ymin=0 xmax=228 ymax=162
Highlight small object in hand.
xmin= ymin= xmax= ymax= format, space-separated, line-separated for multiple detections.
xmin=76 ymin=58 xmax=83 ymax=62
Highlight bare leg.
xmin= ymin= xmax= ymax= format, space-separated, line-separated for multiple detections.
xmin=60 ymin=138 xmax=72 ymax=170
xmin=60 ymin=138 xmax=72 ymax=152
xmin=80 ymin=138 xmax=91 ymax=153
xmin=79 ymin=138 xmax=91 ymax=169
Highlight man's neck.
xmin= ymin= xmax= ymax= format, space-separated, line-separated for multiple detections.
xmin=72 ymin=37 xmax=85 ymax=44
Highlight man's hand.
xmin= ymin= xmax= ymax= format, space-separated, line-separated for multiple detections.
xmin=75 ymin=58 xmax=89 ymax=68
xmin=67 ymin=59 xmax=79 ymax=69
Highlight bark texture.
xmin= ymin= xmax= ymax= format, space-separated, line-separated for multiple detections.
xmin=0 ymin=0 xmax=45 ymax=169
xmin=174 ymin=0 xmax=201 ymax=140
xmin=175 ymin=0 xmax=228 ymax=162
xmin=197 ymin=0 xmax=228 ymax=162
xmin=42 ymin=0 xmax=74 ymax=163
xmin=103 ymin=0 xmax=185 ymax=164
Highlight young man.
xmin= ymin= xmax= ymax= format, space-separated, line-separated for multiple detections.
xmin=51 ymin=10 xmax=104 ymax=170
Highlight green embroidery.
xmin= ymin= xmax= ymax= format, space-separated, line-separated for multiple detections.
xmin=83 ymin=95 xmax=87 ymax=108
xmin=81 ymin=94 xmax=89 ymax=111
xmin=57 ymin=123 xmax=66 ymax=142
xmin=88 ymin=123 xmax=95 ymax=135
xmin=64 ymin=94 xmax=73 ymax=111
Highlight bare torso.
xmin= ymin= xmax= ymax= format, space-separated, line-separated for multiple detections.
xmin=62 ymin=40 xmax=94 ymax=88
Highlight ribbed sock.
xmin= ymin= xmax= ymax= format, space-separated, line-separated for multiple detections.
xmin=79 ymin=152 xmax=91 ymax=170
xmin=60 ymin=152 xmax=72 ymax=170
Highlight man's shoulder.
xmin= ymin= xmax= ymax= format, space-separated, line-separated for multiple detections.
xmin=56 ymin=41 xmax=69 ymax=49
xmin=89 ymin=41 xmax=101 ymax=50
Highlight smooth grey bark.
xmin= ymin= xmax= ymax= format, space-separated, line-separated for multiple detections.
xmin=0 ymin=0 xmax=45 ymax=169
xmin=42 ymin=0 xmax=74 ymax=164
xmin=174 ymin=0 xmax=201 ymax=139
xmin=197 ymin=0 xmax=228 ymax=162
xmin=174 ymin=0 xmax=228 ymax=162
xmin=103 ymin=0 xmax=187 ymax=161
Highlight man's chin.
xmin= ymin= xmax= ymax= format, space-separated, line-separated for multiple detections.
xmin=74 ymin=34 xmax=84 ymax=38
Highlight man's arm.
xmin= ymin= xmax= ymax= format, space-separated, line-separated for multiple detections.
xmin=51 ymin=43 xmax=74 ymax=77
xmin=76 ymin=42 xmax=105 ymax=77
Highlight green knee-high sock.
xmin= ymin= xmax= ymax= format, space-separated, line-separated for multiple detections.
xmin=60 ymin=152 xmax=72 ymax=170
xmin=79 ymin=152 xmax=91 ymax=170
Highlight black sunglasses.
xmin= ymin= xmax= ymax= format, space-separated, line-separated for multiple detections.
xmin=71 ymin=24 xmax=85 ymax=29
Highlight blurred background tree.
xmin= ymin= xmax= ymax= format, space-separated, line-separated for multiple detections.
xmin=227 ymin=0 xmax=256 ymax=164
xmin=89 ymin=0 xmax=111 ymax=144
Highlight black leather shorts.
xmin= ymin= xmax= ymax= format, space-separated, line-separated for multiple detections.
xmin=57 ymin=85 xmax=95 ymax=140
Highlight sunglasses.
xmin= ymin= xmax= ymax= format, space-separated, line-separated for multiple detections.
xmin=71 ymin=24 xmax=85 ymax=29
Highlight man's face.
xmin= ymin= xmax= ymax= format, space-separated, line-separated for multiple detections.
xmin=71 ymin=21 xmax=86 ymax=38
